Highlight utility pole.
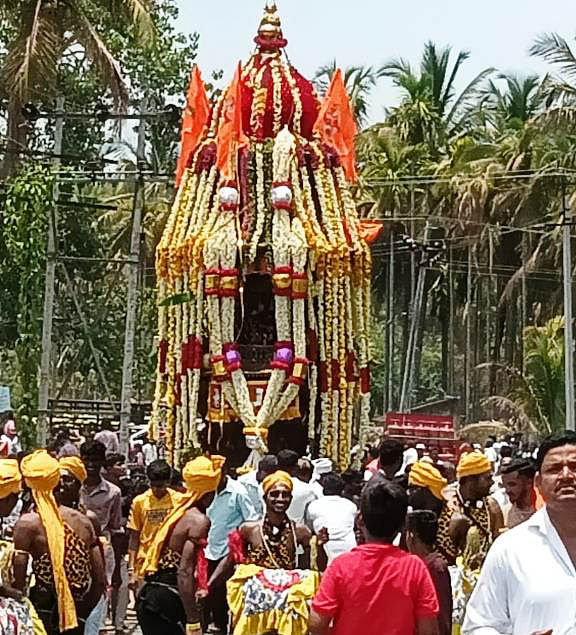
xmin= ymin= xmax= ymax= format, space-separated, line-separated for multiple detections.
xmin=37 ymin=97 xmax=64 ymax=446
xmin=386 ymin=229 xmax=395 ymax=412
xmin=119 ymin=110 xmax=147 ymax=454
xmin=399 ymin=222 xmax=430 ymax=413
xmin=563 ymin=185 xmax=575 ymax=431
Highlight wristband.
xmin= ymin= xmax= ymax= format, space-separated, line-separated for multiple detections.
xmin=186 ymin=624 xmax=201 ymax=633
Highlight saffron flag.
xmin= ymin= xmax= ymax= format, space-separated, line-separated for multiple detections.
xmin=175 ymin=65 xmax=210 ymax=187
xmin=313 ymin=69 xmax=358 ymax=183
xmin=216 ymin=63 xmax=249 ymax=181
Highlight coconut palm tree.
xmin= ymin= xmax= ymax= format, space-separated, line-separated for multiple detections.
xmin=478 ymin=73 xmax=543 ymax=131
xmin=314 ymin=62 xmax=377 ymax=127
xmin=356 ymin=123 xmax=431 ymax=215
xmin=530 ymin=32 xmax=576 ymax=128
xmin=483 ymin=316 xmax=566 ymax=436
xmin=0 ymin=0 xmax=154 ymax=174
xmin=379 ymin=41 xmax=494 ymax=149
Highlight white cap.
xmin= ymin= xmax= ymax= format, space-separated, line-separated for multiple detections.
xmin=416 ymin=443 xmax=426 ymax=450
xmin=312 ymin=458 xmax=333 ymax=474
xmin=312 ymin=458 xmax=333 ymax=482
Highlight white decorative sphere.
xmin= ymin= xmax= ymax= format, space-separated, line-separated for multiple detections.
xmin=219 ymin=186 xmax=240 ymax=207
xmin=271 ymin=185 xmax=293 ymax=206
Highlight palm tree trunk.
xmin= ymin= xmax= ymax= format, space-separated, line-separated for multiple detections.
xmin=1 ymin=97 xmax=28 ymax=178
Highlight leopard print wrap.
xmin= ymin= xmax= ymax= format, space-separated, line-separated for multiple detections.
xmin=33 ymin=524 xmax=91 ymax=599
xmin=247 ymin=515 xmax=296 ymax=570
xmin=435 ymin=503 xmax=458 ymax=564
xmin=157 ymin=547 xmax=181 ymax=571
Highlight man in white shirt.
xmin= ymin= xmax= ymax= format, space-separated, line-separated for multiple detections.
xmin=306 ymin=473 xmax=357 ymax=563
xmin=277 ymin=449 xmax=317 ymax=524
xmin=141 ymin=439 xmax=158 ymax=465
xmin=237 ymin=454 xmax=278 ymax=517
xmin=311 ymin=458 xmax=333 ymax=498
xmin=463 ymin=431 xmax=576 ymax=635
xmin=483 ymin=440 xmax=498 ymax=468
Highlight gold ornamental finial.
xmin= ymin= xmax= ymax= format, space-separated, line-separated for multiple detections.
xmin=256 ymin=1 xmax=287 ymax=50
xmin=259 ymin=3 xmax=281 ymax=36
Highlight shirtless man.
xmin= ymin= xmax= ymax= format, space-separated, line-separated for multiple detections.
xmin=209 ymin=471 xmax=325 ymax=635
xmin=56 ymin=456 xmax=108 ymax=635
xmin=13 ymin=450 xmax=106 ymax=635
xmin=447 ymin=451 xmax=504 ymax=628
xmin=136 ymin=455 xmax=224 ymax=635
xmin=449 ymin=454 xmax=503 ymax=567
xmin=56 ymin=457 xmax=100 ymax=534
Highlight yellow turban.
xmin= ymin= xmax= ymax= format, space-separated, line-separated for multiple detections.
xmin=457 ymin=451 xmax=492 ymax=479
xmin=59 ymin=456 xmax=87 ymax=483
xmin=143 ymin=455 xmax=225 ymax=575
xmin=183 ymin=455 xmax=226 ymax=493
xmin=0 ymin=459 xmax=21 ymax=499
xmin=21 ymin=450 xmax=77 ymax=632
xmin=262 ymin=470 xmax=293 ymax=495
xmin=409 ymin=461 xmax=447 ymax=500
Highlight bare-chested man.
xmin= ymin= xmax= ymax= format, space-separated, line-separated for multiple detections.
xmin=446 ymin=451 xmax=504 ymax=628
xmin=449 ymin=453 xmax=503 ymax=566
xmin=13 ymin=450 xmax=106 ymax=635
xmin=56 ymin=456 xmax=108 ymax=635
xmin=208 ymin=470 xmax=325 ymax=635
xmin=136 ymin=455 xmax=225 ymax=635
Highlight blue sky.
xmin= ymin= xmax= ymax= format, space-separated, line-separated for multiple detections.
xmin=175 ymin=0 xmax=576 ymax=122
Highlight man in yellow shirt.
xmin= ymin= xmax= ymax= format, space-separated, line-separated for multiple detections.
xmin=128 ymin=460 xmax=181 ymax=587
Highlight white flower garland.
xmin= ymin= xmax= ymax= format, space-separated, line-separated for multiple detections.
xmin=269 ymin=217 xmax=308 ymax=422
xmin=254 ymin=205 xmax=292 ymax=427
xmin=306 ymin=269 xmax=318 ymax=443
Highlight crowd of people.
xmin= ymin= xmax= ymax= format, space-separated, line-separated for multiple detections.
xmin=0 ymin=421 xmax=574 ymax=635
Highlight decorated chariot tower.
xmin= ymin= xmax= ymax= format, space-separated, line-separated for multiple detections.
xmin=151 ymin=2 xmax=372 ymax=468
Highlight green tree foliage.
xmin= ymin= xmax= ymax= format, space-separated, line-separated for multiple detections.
xmin=2 ymin=166 xmax=52 ymax=446
xmin=485 ymin=317 xmax=566 ymax=436
xmin=314 ymin=62 xmax=377 ymax=127
xmin=379 ymin=41 xmax=493 ymax=150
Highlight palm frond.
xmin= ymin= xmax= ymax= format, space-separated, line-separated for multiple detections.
xmin=445 ymin=68 xmax=495 ymax=129
xmin=119 ymin=0 xmax=156 ymax=41
xmin=442 ymin=49 xmax=470 ymax=111
xmin=71 ymin=8 xmax=128 ymax=106
xmin=530 ymin=33 xmax=576 ymax=80
xmin=480 ymin=396 xmax=540 ymax=435
xmin=378 ymin=57 xmax=413 ymax=81
xmin=1 ymin=0 xmax=60 ymax=99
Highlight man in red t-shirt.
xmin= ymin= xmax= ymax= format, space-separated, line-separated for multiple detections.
xmin=309 ymin=476 xmax=439 ymax=635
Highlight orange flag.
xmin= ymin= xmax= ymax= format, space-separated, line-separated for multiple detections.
xmin=175 ymin=65 xmax=211 ymax=186
xmin=216 ymin=63 xmax=249 ymax=181
xmin=313 ymin=69 xmax=358 ymax=183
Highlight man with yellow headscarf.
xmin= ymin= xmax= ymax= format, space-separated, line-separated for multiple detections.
xmin=207 ymin=470 xmax=322 ymax=635
xmin=447 ymin=451 xmax=504 ymax=632
xmin=408 ymin=461 xmax=457 ymax=565
xmin=0 ymin=458 xmax=47 ymax=635
xmin=136 ymin=455 xmax=224 ymax=635
xmin=55 ymin=457 xmax=108 ymax=635
xmin=13 ymin=450 xmax=106 ymax=635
